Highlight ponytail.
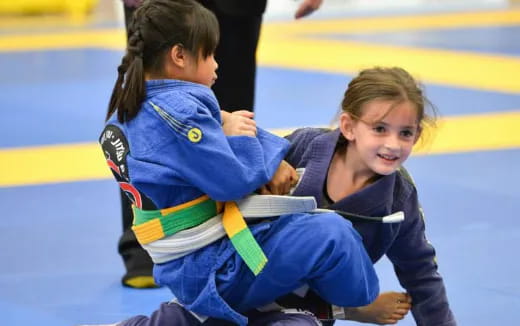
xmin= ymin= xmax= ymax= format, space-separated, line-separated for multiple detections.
xmin=106 ymin=20 xmax=146 ymax=122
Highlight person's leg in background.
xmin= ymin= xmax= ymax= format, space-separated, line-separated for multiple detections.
xmin=208 ymin=6 xmax=262 ymax=111
xmin=119 ymin=188 xmax=156 ymax=288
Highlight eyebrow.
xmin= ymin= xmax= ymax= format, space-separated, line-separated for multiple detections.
xmin=370 ymin=120 xmax=418 ymax=129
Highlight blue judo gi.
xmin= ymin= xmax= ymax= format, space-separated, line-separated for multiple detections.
xmin=100 ymin=80 xmax=378 ymax=325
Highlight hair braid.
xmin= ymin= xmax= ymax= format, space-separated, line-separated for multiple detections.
xmin=106 ymin=18 xmax=146 ymax=122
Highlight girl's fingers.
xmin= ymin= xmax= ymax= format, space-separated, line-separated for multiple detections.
xmin=282 ymin=178 xmax=291 ymax=194
xmin=242 ymin=119 xmax=256 ymax=128
xmin=402 ymin=293 xmax=412 ymax=303
xmin=240 ymin=122 xmax=257 ymax=131
xmin=258 ymin=186 xmax=271 ymax=195
xmin=290 ymin=168 xmax=299 ymax=185
xmin=240 ymin=127 xmax=257 ymax=137
xmin=232 ymin=110 xmax=254 ymax=118
xmin=271 ymin=184 xmax=281 ymax=195
xmin=394 ymin=308 xmax=409 ymax=316
xmin=397 ymin=301 xmax=412 ymax=310
xmin=390 ymin=311 xmax=406 ymax=320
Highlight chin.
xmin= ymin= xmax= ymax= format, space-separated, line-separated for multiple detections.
xmin=373 ymin=165 xmax=398 ymax=176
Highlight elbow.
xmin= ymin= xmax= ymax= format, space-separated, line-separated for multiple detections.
xmin=210 ymin=171 xmax=268 ymax=201
xmin=209 ymin=187 xmax=253 ymax=202
xmin=207 ymin=180 xmax=260 ymax=202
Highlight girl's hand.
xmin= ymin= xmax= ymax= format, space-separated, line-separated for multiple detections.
xmin=345 ymin=292 xmax=412 ymax=325
xmin=259 ymin=160 xmax=299 ymax=195
xmin=221 ymin=110 xmax=256 ymax=137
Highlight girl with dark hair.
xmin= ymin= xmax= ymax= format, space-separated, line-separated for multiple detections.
xmin=98 ymin=1 xmax=378 ymax=325
xmin=117 ymin=0 xmax=325 ymax=290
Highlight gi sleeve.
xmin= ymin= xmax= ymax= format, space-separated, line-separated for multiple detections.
xmin=284 ymin=127 xmax=319 ymax=167
xmin=386 ymin=188 xmax=456 ymax=326
xmin=150 ymin=100 xmax=289 ymax=201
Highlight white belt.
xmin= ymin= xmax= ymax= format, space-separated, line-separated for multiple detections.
xmin=142 ymin=194 xmax=403 ymax=264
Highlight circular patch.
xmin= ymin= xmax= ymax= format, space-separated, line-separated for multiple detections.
xmin=187 ymin=128 xmax=202 ymax=143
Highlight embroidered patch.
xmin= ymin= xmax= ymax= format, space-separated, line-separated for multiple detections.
xmin=99 ymin=124 xmax=130 ymax=181
xmin=187 ymin=127 xmax=202 ymax=143
xmin=99 ymin=124 xmax=156 ymax=210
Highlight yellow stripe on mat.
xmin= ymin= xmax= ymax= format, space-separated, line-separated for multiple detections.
xmin=0 ymin=112 xmax=518 ymax=188
xmin=0 ymin=142 xmax=109 ymax=187
xmin=2 ymin=10 xmax=519 ymax=93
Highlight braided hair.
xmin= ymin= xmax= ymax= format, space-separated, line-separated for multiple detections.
xmin=106 ymin=0 xmax=219 ymax=122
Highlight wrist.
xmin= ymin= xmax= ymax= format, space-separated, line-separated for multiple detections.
xmin=220 ymin=110 xmax=230 ymax=124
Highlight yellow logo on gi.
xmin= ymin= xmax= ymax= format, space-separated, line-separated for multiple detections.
xmin=188 ymin=128 xmax=202 ymax=143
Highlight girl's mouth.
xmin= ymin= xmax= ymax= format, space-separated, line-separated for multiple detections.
xmin=377 ymin=153 xmax=399 ymax=162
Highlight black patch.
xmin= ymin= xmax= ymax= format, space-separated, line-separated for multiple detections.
xmin=99 ymin=124 xmax=130 ymax=182
xmin=99 ymin=125 xmax=156 ymax=210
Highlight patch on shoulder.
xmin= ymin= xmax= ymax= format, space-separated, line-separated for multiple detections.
xmin=99 ymin=124 xmax=130 ymax=181
xmin=99 ymin=124 xmax=156 ymax=210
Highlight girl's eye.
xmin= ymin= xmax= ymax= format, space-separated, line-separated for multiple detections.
xmin=401 ymin=130 xmax=415 ymax=138
xmin=373 ymin=126 xmax=386 ymax=133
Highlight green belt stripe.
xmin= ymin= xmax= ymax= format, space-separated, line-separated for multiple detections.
xmin=133 ymin=199 xmax=268 ymax=276
xmin=133 ymin=200 xmax=218 ymax=238
xmin=229 ymin=228 xmax=268 ymax=276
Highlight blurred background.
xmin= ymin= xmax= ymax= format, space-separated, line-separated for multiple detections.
xmin=0 ymin=0 xmax=519 ymax=325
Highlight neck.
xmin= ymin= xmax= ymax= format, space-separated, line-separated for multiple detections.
xmin=145 ymin=72 xmax=170 ymax=80
xmin=326 ymin=145 xmax=376 ymax=201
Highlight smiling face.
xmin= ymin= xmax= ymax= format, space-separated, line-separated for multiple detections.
xmin=340 ymin=98 xmax=421 ymax=176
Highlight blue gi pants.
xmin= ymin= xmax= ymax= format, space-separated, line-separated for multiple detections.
xmin=154 ymin=212 xmax=379 ymax=325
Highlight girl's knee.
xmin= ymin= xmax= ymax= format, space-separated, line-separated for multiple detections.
xmin=279 ymin=212 xmax=365 ymax=272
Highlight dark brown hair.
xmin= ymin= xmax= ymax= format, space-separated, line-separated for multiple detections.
xmin=106 ymin=0 xmax=219 ymax=122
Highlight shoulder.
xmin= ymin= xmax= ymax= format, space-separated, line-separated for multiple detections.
xmin=285 ymin=127 xmax=332 ymax=166
xmin=146 ymin=87 xmax=219 ymax=129
xmin=285 ymin=127 xmax=328 ymax=145
xmin=131 ymin=83 xmax=218 ymax=148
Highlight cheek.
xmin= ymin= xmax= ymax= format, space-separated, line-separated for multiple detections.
xmin=357 ymin=139 xmax=379 ymax=156
xmin=401 ymin=142 xmax=415 ymax=156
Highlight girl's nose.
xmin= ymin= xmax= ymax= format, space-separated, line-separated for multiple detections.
xmin=384 ymin=135 xmax=400 ymax=150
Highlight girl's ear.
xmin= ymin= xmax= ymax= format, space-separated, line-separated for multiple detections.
xmin=169 ymin=44 xmax=186 ymax=68
xmin=339 ymin=112 xmax=356 ymax=141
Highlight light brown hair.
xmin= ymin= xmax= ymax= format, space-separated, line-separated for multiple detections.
xmin=337 ymin=66 xmax=437 ymax=150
